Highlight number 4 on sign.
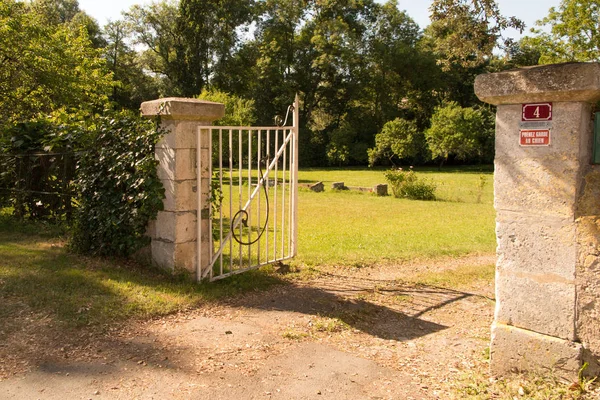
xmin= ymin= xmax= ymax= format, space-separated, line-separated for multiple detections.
xmin=522 ymin=103 xmax=552 ymax=121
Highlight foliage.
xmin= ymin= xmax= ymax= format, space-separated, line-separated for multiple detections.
xmin=30 ymin=0 xmax=80 ymax=25
xmin=326 ymin=119 xmax=369 ymax=166
xmin=119 ymin=0 xmax=504 ymax=167
xmin=523 ymin=0 xmax=600 ymax=63
xmin=427 ymin=0 xmax=524 ymax=70
xmin=124 ymin=0 xmax=184 ymax=97
xmin=502 ymin=39 xmax=542 ymax=68
xmin=384 ymin=168 xmax=436 ymax=200
xmin=70 ymin=111 xmax=165 ymax=257
xmin=368 ymin=118 xmax=422 ymax=166
xmin=177 ymin=0 xmax=256 ymax=96
xmin=0 ymin=116 xmax=80 ymax=221
xmin=425 ymin=102 xmax=494 ymax=165
xmin=103 ymin=20 xmax=160 ymax=110
xmin=0 ymin=0 xmax=112 ymax=127
xmin=197 ymin=89 xmax=256 ymax=126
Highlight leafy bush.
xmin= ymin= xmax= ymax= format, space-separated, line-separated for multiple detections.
xmin=368 ymin=118 xmax=422 ymax=166
xmin=70 ymin=111 xmax=165 ymax=257
xmin=424 ymin=102 xmax=495 ymax=167
xmin=197 ymin=89 xmax=256 ymax=126
xmin=0 ymin=115 xmax=81 ymax=221
xmin=384 ymin=168 xmax=436 ymax=201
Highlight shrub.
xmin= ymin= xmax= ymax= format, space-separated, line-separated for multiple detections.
xmin=424 ymin=102 xmax=495 ymax=167
xmin=384 ymin=168 xmax=436 ymax=201
xmin=0 ymin=115 xmax=82 ymax=221
xmin=368 ymin=118 xmax=421 ymax=166
xmin=70 ymin=111 xmax=165 ymax=257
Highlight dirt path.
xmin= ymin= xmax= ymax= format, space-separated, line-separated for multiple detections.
xmin=0 ymin=255 xmax=495 ymax=399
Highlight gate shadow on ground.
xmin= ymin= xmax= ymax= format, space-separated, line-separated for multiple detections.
xmin=227 ymin=272 xmax=484 ymax=342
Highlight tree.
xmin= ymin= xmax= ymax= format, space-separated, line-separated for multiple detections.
xmin=237 ymin=0 xmax=309 ymax=125
xmin=524 ymin=0 xmax=600 ymax=63
xmin=368 ymin=118 xmax=422 ymax=166
xmin=29 ymin=0 xmax=80 ymax=24
xmin=427 ymin=0 xmax=524 ymax=70
xmin=104 ymin=20 xmax=159 ymax=109
xmin=197 ymin=89 xmax=256 ymax=126
xmin=0 ymin=1 xmax=112 ymax=126
xmin=125 ymin=1 xmax=185 ymax=96
xmin=177 ymin=0 xmax=256 ymax=96
xmin=30 ymin=0 xmax=105 ymax=47
xmin=501 ymin=39 xmax=542 ymax=68
xmin=425 ymin=102 xmax=494 ymax=167
xmin=365 ymin=1 xmax=427 ymax=127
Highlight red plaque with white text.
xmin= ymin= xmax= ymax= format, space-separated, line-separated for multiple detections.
xmin=520 ymin=129 xmax=550 ymax=146
xmin=522 ymin=103 xmax=552 ymax=121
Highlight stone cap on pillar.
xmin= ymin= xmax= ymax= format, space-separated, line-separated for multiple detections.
xmin=140 ymin=97 xmax=225 ymax=121
xmin=475 ymin=62 xmax=600 ymax=105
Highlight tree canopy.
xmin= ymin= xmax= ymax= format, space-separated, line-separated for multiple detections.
xmin=0 ymin=0 xmax=112 ymax=127
xmin=522 ymin=0 xmax=600 ymax=63
xmin=2 ymin=0 xmax=588 ymax=167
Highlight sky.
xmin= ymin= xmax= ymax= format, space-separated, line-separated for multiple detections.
xmin=78 ymin=0 xmax=562 ymax=40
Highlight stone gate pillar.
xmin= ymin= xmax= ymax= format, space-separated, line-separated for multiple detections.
xmin=141 ymin=98 xmax=224 ymax=278
xmin=475 ymin=63 xmax=600 ymax=377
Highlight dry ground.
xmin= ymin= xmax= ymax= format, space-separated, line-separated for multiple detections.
xmin=0 ymin=255 xmax=496 ymax=399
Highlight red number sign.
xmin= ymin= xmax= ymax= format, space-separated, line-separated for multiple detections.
xmin=522 ymin=103 xmax=552 ymax=121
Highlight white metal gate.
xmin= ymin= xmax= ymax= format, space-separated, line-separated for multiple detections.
xmin=197 ymin=96 xmax=299 ymax=281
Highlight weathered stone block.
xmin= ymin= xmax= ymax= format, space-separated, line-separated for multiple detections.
xmin=373 ymin=184 xmax=388 ymax=196
xmin=155 ymin=120 xmax=198 ymax=150
xmin=141 ymin=97 xmax=225 ymax=122
xmin=475 ymin=63 xmax=600 ymax=105
xmin=494 ymin=103 xmax=589 ymax=160
xmin=198 ymin=148 xmax=211 ymax=182
xmin=151 ymin=240 xmax=175 ymax=271
xmin=142 ymin=97 xmax=224 ymax=279
xmin=496 ymin=212 xmax=577 ymax=279
xmin=495 ymin=271 xmax=576 ymax=340
xmin=151 ymin=240 xmax=197 ymax=275
xmin=332 ymin=182 xmax=345 ymax=190
xmin=490 ymin=322 xmax=582 ymax=379
xmin=161 ymin=179 xmax=197 ymax=212
xmin=476 ymin=62 xmax=600 ymax=378
xmin=310 ymin=182 xmax=324 ymax=192
xmin=156 ymin=148 xmax=196 ymax=181
xmin=154 ymin=211 xmax=197 ymax=244
xmin=575 ymin=171 xmax=600 ymax=375
xmin=494 ymin=158 xmax=580 ymax=218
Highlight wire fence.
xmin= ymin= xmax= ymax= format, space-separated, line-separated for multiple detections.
xmin=0 ymin=151 xmax=79 ymax=221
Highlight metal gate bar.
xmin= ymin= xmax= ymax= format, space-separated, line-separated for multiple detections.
xmin=197 ymin=97 xmax=299 ymax=281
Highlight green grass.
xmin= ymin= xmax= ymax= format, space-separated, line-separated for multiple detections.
xmin=213 ymin=166 xmax=496 ymax=267
xmin=299 ymin=165 xmax=494 ymax=204
xmin=0 ymin=212 xmax=283 ymax=329
xmin=0 ymin=166 xmax=496 ymax=327
xmin=295 ymin=182 xmax=495 ymax=266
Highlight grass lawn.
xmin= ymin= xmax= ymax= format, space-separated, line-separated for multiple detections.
xmin=0 ymin=216 xmax=283 ymax=329
xmin=0 ymin=166 xmax=495 ymax=327
xmin=296 ymin=166 xmax=495 ymax=266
